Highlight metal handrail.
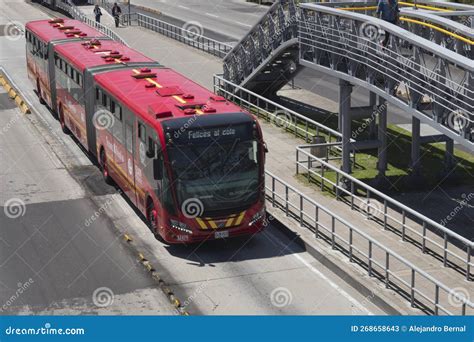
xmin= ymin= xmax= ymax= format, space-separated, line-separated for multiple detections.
xmin=265 ymin=170 xmax=474 ymax=315
xmin=295 ymin=145 xmax=474 ymax=281
xmin=300 ymin=3 xmax=473 ymax=71
xmin=299 ymin=23 xmax=473 ymax=124
xmin=56 ymin=0 xmax=127 ymax=45
xmin=213 ymin=74 xmax=343 ymax=143
xmin=299 ymin=3 xmax=473 ymax=147
xmin=134 ymin=13 xmax=232 ymax=58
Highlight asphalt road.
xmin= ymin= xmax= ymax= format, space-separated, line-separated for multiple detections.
xmin=0 ymin=0 xmax=396 ymax=315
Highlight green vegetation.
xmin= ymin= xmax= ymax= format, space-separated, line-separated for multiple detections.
xmin=299 ymin=124 xmax=474 ymax=194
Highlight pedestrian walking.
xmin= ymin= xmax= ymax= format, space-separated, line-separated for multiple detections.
xmin=112 ymin=2 xmax=122 ymax=28
xmin=94 ymin=5 xmax=102 ymax=24
xmin=376 ymin=0 xmax=400 ymax=47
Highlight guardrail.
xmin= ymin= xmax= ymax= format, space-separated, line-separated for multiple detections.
xmin=265 ymin=170 xmax=474 ymax=315
xmin=56 ymin=0 xmax=128 ymax=45
xmin=132 ymin=13 xmax=232 ymax=58
xmin=213 ymin=74 xmax=343 ymax=143
xmin=295 ymin=144 xmax=474 ymax=281
xmin=299 ymin=3 xmax=473 ymax=149
xmin=89 ymin=0 xmax=232 ymax=58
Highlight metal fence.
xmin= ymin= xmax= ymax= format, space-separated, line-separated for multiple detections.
xmin=213 ymin=74 xmax=343 ymax=143
xmin=132 ymin=13 xmax=232 ymax=58
xmin=56 ymin=0 xmax=128 ymax=45
xmin=265 ymin=170 xmax=474 ymax=315
xmin=88 ymin=0 xmax=232 ymax=58
xmin=295 ymin=144 xmax=474 ymax=281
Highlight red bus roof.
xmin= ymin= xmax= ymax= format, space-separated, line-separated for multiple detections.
xmin=25 ymin=19 xmax=105 ymax=42
xmin=55 ymin=40 xmax=155 ymax=72
xmin=94 ymin=68 xmax=245 ymax=130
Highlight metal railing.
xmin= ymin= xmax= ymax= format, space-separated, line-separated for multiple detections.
xmin=213 ymin=74 xmax=343 ymax=143
xmin=295 ymin=144 xmax=474 ymax=281
xmin=56 ymin=0 xmax=127 ymax=45
xmin=89 ymin=0 xmax=232 ymax=58
xmin=299 ymin=3 xmax=473 ymax=149
xmin=223 ymin=0 xmax=299 ymax=84
xmin=265 ymin=170 xmax=474 ymax=315
xmin=132 ymin=13 xmax=232 ymax=58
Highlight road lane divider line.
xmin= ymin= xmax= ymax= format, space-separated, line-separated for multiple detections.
xmin=0 ymin=69 xmax=31 ymax=114
xmin=123 ymin=233 xmax=189 ymax=315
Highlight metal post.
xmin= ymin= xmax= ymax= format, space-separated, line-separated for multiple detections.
xmin=377 ymin=97 xmax=387 ymax=177
xmin=411 ymin=116 xmax=421 ymax=175
xmin=339 ymin=79 xmax=352 ymax=174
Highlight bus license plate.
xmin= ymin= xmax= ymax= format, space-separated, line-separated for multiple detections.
xmin=215 ymin=231 xmax=229 ymax=239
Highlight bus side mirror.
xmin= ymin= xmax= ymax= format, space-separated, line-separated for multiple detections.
xmin=146 ymin=140 xmax=155 ymax=158
xmin=263 ymin=142 xmax=268 ymax=153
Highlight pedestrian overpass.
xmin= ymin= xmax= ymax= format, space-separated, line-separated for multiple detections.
xmin=223 ymin=1 xmax=473 ymax=175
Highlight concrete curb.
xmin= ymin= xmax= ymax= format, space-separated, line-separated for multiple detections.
xmin=122 ymin=233 xmax=190 ymax=316
xmin=0 ymin=69 xmax=31 ymax=114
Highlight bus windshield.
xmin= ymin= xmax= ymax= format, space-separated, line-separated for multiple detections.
xmin=168 ymin=138 xmax=260 ymax=214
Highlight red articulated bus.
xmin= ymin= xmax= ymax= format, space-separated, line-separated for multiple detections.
xmin=25 ymin=18 xmax=267 ymax=243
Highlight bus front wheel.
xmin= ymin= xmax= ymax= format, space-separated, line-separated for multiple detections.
xmin=147 ymin=200 xmax=164 ymax=242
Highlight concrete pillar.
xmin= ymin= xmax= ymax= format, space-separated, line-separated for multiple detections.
xmin=369 ymin=92 xmax=377 ymax=139
xmin=411 ymin=116 xmax=422 ymax=174
xmin=376 ymin=97 xmax=387 ymax=177
xmin=339 ymin=79 xmax=352 ymax=174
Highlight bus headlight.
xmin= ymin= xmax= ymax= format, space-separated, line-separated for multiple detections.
xmin=169 ymin=219 xmax=193 ymax=234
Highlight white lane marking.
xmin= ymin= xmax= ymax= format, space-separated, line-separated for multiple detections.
xmin=234 ymin=21 xmax=252 ymax=28
xmin=293 ymin=253 xmax=373 ymax=315
xmin=269 ymin=231 xmax=373 ymax=315
xmin=205 ymin=13 xmax=219 ymax=18
xmin=178 ymin=5 xmax=190 ymax=10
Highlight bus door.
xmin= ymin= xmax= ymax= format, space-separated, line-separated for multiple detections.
xmin=124 ymin=117 xmax=137 ymax=206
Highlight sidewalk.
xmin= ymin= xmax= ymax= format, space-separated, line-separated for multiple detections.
xmin=78 ymin=8 xmax=473 ymax=312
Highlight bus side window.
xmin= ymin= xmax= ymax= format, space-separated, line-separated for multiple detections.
xmin=138 ymin=123 xmax=146 ymax=143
